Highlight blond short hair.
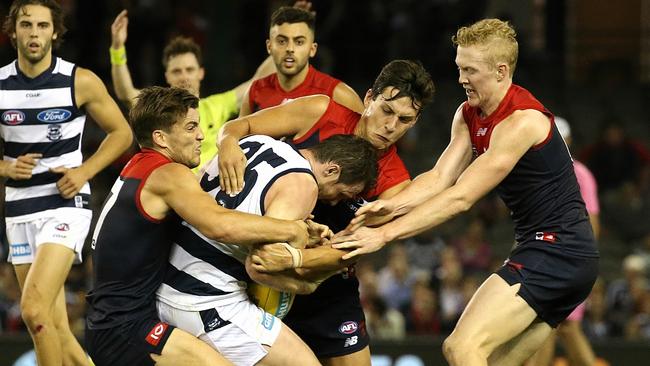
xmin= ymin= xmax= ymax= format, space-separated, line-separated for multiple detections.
xmin=452 ymin=18 xmax=518 ymax=76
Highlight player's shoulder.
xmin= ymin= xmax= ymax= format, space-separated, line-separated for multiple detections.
xmin=147 ymin=162 xmax=197 ymax=193
xmin=252 ymin=72 xmax=278 ymax=90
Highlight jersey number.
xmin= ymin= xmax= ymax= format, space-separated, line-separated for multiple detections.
xmin=202 ymin=141 xmax=287 ymax=209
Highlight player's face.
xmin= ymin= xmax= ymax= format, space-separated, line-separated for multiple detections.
xmin=455 ymin=45 xmax=500 ymax=110
xmin=165 ymin=53 xmax=205 ymax=97
xmin=267 ymin=22 xmax=317 ymax=77
xmin=318 ymin=182 xmax=365 ymax=206
xmin=166 ymin=108 xmax=203 ymax=168
xmin=13 ymin=5 xmax=56 ymax=64
xmin=360 ymin=87 xmax=420 ymax=151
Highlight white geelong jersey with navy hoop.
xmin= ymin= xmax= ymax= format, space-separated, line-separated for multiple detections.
xmin=0 ymin=57 xmax=90 ymax=222
xmin=156 ymin=135 xmax=315 ymax=311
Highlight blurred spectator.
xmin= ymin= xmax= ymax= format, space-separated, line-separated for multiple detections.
xmin=432 ymin=247 xmax=465 ymax=333
xmin=449 ymin=216 xmax=492 ymax=276
xmin=364 ymin=294 xmax=406 ymax=340
xmin=357 ymin=261 xmax=380 ymax=308
xmin=405 ymin=279 xmax=440 ymax=336
xmin=580 ymin=120 xmax=650 ymax=194
xmin=606 ymin=254 xmax=647 ymax=336
xmin=403 ymin=232 xmax=446 ymax=273
xmin=377 ymin=243 xmax=419 ymax=311
xmin=625 ymin=290 xmax=650 ymax=340
xmin=584 ymin=278 xmax=610 ymax=340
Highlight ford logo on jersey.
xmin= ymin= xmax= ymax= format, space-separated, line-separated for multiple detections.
xmin=2 ymin=110 xmax=25 ymax=125
xmin=338 ymin=321 xmax=358 ymax=334
xmin=37 ymin=108 xmax=71 ymax=123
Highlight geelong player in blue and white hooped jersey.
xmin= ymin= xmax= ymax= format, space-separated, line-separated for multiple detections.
xmin=0 ymin=1 xmax=132 ymax=365
xmin=156 ymin=134 xmax=378 ymax=366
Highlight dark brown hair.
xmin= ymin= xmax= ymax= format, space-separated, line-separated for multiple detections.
xmin=309 ymin=134 xmax=378 ymax=194
xmin=270 ymin=6 xmax=315 ymax=34
xmin=370 ymin=60 xmax=435 ymax=114
xmin=162 ymin=36 xmax=202 ymax=69
xmin=130 ymin=86 xmax=199 ymax=148
xmin=2 ymin=0 xmax=67 ymax=49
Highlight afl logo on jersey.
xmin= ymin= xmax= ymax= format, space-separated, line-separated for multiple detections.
xmin=37 ymin=108 xmax=71 ymax=123
xmin=338 ymin=321 xmax=358 ymax=335
xmin=2 ymin=110 xmax=25 ymax=125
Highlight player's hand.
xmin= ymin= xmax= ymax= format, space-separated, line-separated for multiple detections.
xmin=290 ymin=219 xmax=332 ymax=249
xmin=50 ymin=166 xmax=90 ymax=199
xmin=348 ymin=199 xmax=396 ymax=229
xmin=111 ymin=10 xmax=129 ymax=49
xmin=5 ymin=153 xmax=41 ymax=180
xmin=293 ymin=1 xmax=316 ymax=15
xmin=331 ymin=226 xmax=388 ymax=260
xmin=249 ymin=243 xmax=295 ymax=273
xmin=218 ymin=139 xmax=247 ymax=195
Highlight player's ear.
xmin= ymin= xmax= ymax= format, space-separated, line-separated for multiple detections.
xmin=363 ymin=89 xmax=373 ymax=108
xmin=266 ymin=39 xmax=271 ymax=54
xmin=309 ymin=42 xmax=317 ymax=58
xmin=152 ymin=130 xmax=168 ymax=148
xmin=324 ymin=163 xmax=341 ymax=179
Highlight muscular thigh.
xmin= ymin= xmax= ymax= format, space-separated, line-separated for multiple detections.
xmin=451 ymin=274 xmax=539 ymax=354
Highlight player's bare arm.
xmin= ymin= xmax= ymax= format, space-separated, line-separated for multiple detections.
xmin=217 ymin=95 xmax=330 ymax=194
xmin=233 ymin=56 xmax=276 ymax=113
xmin=109 ymin=10 xmax=140 ymax=108
xmin=245 ymin=171 xmax=335 ymax=291
xmin=334 ymin=109 xmax=550 ymax=259
xmin=145 ymin=162 xmax=321 ymax=247
xmin=332 ymin=82 xmax=364 ymax=113
xmin=351 ymin=105 xmax=472 ymax=228
xmin=50 ymin=67 xmax=132 ymax=199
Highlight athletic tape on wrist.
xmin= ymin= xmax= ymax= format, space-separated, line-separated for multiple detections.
xmin=109 ymin=47 xmax=127 ymax=66
xmin=281 ymin=243 xmax=303 ymax=268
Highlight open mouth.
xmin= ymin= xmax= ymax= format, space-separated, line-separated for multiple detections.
xmin=283 ymin=57 xmax=295 ymax=67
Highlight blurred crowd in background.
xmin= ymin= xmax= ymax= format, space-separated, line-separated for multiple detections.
xmin=1 ymin=0 xmax=649 ymax=346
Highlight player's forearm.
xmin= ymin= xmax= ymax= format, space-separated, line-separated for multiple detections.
xmin=299 ymin=245 xmax=354 ymax=271
xmin=78 ymin=126 xmax=132 ymax=179
xmin=391 ymin=169 xmax=447 ymax=217
xmin=384 ymin=187 xmax=472 ymax=241
xmin=217 ymin=118 xmax=251 ymax=147
xmin=110 ymin=63 xmax=138 ymax=108
xmin=249 ymin=269 xmax=320 ymax=295
xmin=253 ymin=56 xmax=276 ymax=80
xmin=201 ymin=210 xmax=302 ymax=246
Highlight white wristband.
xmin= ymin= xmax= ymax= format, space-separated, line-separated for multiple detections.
xmin=281 ymin=243 xmax=303 ymax=268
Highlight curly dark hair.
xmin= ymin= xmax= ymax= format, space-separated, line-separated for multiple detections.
xmin=2 ymin=0 xmax=67 ymax=50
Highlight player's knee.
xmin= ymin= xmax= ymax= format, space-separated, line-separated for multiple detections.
xmin=20 ymin=298 xmax=50 ymax=331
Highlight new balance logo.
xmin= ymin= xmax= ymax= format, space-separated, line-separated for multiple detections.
xmin=476 ymin=127 xmax=488 ymax=136
xmin=344 ymin=336 xmax=358 ymax=347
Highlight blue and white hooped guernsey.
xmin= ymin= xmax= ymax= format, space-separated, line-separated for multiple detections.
xmin=0 ymin=57 xmax=90 ymax=222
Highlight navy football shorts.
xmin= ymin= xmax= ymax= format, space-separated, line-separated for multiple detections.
xmin=86 ymin=315 xmax=175 ymax=366
xmin=496 ymin=242 xmax=598 ymax=327
xmin=284 ymin=271 xmax=369 ymax=358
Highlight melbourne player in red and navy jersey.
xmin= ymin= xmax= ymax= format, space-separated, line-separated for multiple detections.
xmin=335 ymin=19 xmax=598 ymax=366
xmin=239 ymin=6 xmax=363 ymax=117
xmin=219 ymin=60 xmax=434 ymax=366
xmin=86 ymin=87 xmax=320 ymax=366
